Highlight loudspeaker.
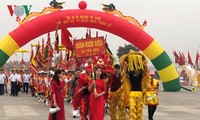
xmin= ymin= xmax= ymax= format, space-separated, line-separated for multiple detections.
xmin=49 ymin=106 xmax=61 ymax=114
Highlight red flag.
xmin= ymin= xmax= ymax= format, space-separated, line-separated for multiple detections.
xmin=44 ymin=33 xmax=52 ymax=60
xmin=34 ymin=43 xmax=40 ymax=63
xmin=20 ymin=59 xmax=25 ymax=69
xmin=34 ymin=42 xmax=43 ymax=68
xmin=13 ymin=60 xmax=17 ymax=68
xmin=173 ymin=50 xmax=180 ymax=63
xmin=20 ymin=59 xmax=25 ymax=65
xmin=47 ymin=33 xmax=54 ymax=60
xmin=30 ymin=48 xmax=37 ymax=67
xmin=54 ymin=25 xmax=59 ymax=53
xmin=60 ymin=51 xmax=63 ymax=62
xmin=60 ymin=17 xmax=73 ymax=50
xmin=179 ymin=52 xmax=185 ymax=65
xmin=182 ymin=52 xmax=187 ymax=64
xmin=195 ymin=51 xmax=199 ymax=65
xmin=105 ymin=43 xmax=114 ymax=66
xmin=28 ymin=62 xmax=37 ymax=74
xmin=41 ymin=38 xmax=45 ymax=54
xmin=188 ymin=51 xmax=193 ymax=65
xmin=66 ymin=49 xmax=73 ymax=61
xmin=30 ymin=44 xmax=33 ymax=62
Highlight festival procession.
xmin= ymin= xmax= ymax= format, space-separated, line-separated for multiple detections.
xmin=0 ymin=0 xmax=200 ymax=120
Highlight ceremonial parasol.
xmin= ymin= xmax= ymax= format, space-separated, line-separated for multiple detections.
xmin=15 ymin=49 xmax=30 ymax=59
xmin=15 ymin=49 xmax=30 ymax=68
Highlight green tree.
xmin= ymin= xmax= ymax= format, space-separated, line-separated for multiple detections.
xmin=116 ymin=44 xmax=139 ymax=58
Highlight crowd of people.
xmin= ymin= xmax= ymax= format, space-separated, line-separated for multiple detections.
xmin=0 ymin=68 xmax=31 ymax=97
xmin=0 ymin=50 xmax=159 ymax=120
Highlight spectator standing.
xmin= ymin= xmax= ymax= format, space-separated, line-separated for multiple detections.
xmin=23 ymin=70 xmax=31 ymax=94
xmin=0 ymin=68 xmax=6 ymax=95
xmin=48 ymin=69 xmax=66 ymax=120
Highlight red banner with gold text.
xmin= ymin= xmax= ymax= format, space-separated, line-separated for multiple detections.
xmin=74 ymin=37 xmax=105 ymax=58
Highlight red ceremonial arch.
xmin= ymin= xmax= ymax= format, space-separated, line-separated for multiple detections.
xmin=0 ymin=2 xmax=181 ymax=91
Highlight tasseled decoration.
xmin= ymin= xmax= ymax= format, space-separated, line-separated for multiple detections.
xmin=128 ymin=54 xmax=144 ymax=71
xmin=128 ymin=55 xmax=134 ymax=71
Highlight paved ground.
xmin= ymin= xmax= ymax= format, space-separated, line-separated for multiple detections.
xmin=0 ymin=83 xmax=200 ymax=120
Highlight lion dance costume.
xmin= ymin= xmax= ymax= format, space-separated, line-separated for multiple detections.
xmin=109 ymin=64 xmax=126 ymax=120
xmin=120 ymin=50 xmax=150 ymax=120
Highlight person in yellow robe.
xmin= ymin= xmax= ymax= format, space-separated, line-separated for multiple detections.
xmin=145 ymin=71 xmax=159 ymax=120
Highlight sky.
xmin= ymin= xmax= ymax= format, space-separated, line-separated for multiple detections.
xmin=1 ymin=0 xmax=200 ymax=65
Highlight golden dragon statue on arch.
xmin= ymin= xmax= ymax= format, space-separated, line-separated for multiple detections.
xmin=17 ymin=0 xmax=65 ymax=25
xmin=102 ymin=3 xmax=147 ymax=29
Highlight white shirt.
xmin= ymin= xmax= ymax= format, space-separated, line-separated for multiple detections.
xmin=0 ymin=73 xmax=6 ymax=84
xmin=9 ymin=73 xmax=18 ymax=82
xmin=23 ymin=74 xmax=31 ymax=83
xmin=65 ymin=77 xmax=72 ymax=84
xmin=44 ymin=78 xmax=50 ymax=87
xmin=17 ymin=74 xmax=22 ymax=82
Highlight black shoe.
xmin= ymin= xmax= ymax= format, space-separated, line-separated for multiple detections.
xmin=73 ymin=116 xmax=76 ymax=118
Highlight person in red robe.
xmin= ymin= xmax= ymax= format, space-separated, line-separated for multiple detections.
xmin=48 ymin=69 xmax=66 ymax=120
xmin=72 ymin=73 xmax=91 ymax=120
xmin=88 ymin=67 xmax=107 ymax=120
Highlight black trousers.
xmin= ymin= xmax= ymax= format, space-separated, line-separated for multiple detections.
xmin=11 ymin=81 xmax=17 ymax=96
xmin=23 ymin=83 xmax=29 ymax=94
xmin=148 ymin=105 xmax=157 ymax=120
xmin=0 ymin=84 xmax=4 ymax=95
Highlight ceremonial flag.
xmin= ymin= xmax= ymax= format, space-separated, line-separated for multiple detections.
xmin=20 ymin=59 xmax=25 ymax=69
xmin=188 ymin=51 xmax=193 ymax=65
xmin=30 ymin=44 xmax=36 ymax=67
xmin=30 ymin=49 xmax=37 ymax=67
xmin=173 ymin=50 xmax=180 ymax=64
xmin=196 ymin=50 xmax=200 ymax=65
xmin=105 ymin=44 xmax=114 ymax=66
xmin=44 ymin=44 xmax=49 ymax=60
xmin=44 ymin=33 xmax=51 ymax=59
xmin=41 ymin=38 xmax=45 ymax=54
xmin=54 ymin=25 xmax=59 ymax=53
xmin=28 ymin=62 xmax=37 ymax=74
xmin=60 ymin=51 xmax=63 ymax=62
xmin=13 ymin=60 xmax=17 ymax=68
xmin=179 ymin=52 xmax=185 ymax=65
xmin=66 ymin=49 xmax=73 ymax=61
xmin=61 ymin=17 xmax=73 ymax=50
xmin=182 ymin=52 xmax=187 ymax=64
xmin=34 ymin=42 xmax=43 ymax=68
xmin=104 ymin=35 xmax=114 ymax=65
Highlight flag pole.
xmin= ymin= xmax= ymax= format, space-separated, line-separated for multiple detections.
xmin=89 ymin=57 xmax=97 ymax=94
